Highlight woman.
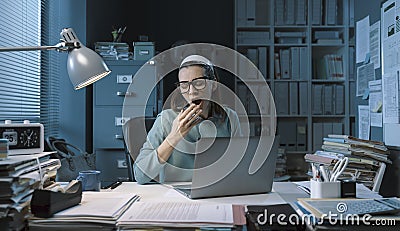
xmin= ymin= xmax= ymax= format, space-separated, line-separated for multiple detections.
xmin=134 ymin=55 xmax=241 ymax=184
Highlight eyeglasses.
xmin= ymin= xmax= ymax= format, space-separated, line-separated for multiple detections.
xmin=176 ymin=76 xmax=209 ymax=93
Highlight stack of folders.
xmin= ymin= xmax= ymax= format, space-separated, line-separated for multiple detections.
xmin=0 ymin=152 xmax=60 ymax=230
xmin=29 ymin=192 xmax=140 ymax=230
xmin=306 ymin=134 xmax=390 ymax=190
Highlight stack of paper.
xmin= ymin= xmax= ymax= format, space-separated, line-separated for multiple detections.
xmin=94 ymin=42 xmax=130 ymax=60
xmin=308 ymin=134 xmax=390 ymax=190
xmin=116 ymin=201 xmax=234 ymax=229
xmin=0 ymin=152 xmax=59 ymax=230
xmin=29 ymin=192 xmax=140 ymax=230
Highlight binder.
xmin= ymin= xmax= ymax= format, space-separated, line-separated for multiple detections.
xmin=313 ymin=123 xmax=323 ymax=151
xmin=325 ymin=0 xmax=337 ymax=25
xmin=311 ymin=0 xmax=322 ymax=25
xmin=295 ymin=0 xmax=306 ymax=25
xmin=323 ymin=123 xmax=332 ymax=138
xmin=299 ymin=82 xmax=308 ymax=115
xmin=236 ymin=0 xmax=246 ymax=27
xmin=257 ymin=85 xmax=270 ymax=114
xmin=237 ymin=84 xmax=248 ymax=113
xmin=334 ymin=84 xmax=344 ymax=115
xmin=299 ymin=47 xmax=308 ymax=80
xmin=285 ymin=121 xmax=297 ymax=151
xmin=290 ymin=47 xmax=300 ymax=80
xmin=275 ymin=0 xmax=285 ymax=25
xmin=349 ymin=47 xmax=355 ymax=79
xmin=349 ymin=0 xmax=355 ymax=26
xmin=274 ymin=53 xmax=282 ymax=79
xmin=296 ymin=121 xmax=307 ymax=151
xmin=279 ymin=49 xmax=290 ymax=79
xmin=289 ymin=82 xmax=298 ymax=115
xmin=246 ymin=0 xmax=256 ymax=26
xmin=332 ymin=122 xmax=343 ymax=135
xmin=285 ymin=0 xmax=295 ymax=25
xmin=323 ymin=85 xmax=334 ymax=115
xmin=258 ymin=47 xmax=267 ymax=79
xmin=248 ymin=86 xmax=258 ymax=115
xmin=350 ymin=82 xmax=356 ymax=115
xmin=275 ymin=82 xmax=289 ymax=115
xmin=312 ymin=84 xmax=323 ymax=115
xmin=255 ymin=0 xmax=268 ymax=26
xmin=277 ymin=122 xmax=287 ymax=148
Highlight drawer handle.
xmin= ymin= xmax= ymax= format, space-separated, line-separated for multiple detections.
xmin=117 ymin=91 xmax=135 ymax=97
xmin=115 ymin=135 xmax=124 ymax=140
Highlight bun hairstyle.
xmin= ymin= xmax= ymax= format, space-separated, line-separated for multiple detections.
xmin=179 ymin=55 xmax=217 ymax=81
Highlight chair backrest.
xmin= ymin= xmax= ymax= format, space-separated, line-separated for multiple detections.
xmin=123 ymin=117 xmax=155 ymax=161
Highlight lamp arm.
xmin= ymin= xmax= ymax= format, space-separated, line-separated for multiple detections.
xmin=0 ymin=41 xmax=80 ymax=52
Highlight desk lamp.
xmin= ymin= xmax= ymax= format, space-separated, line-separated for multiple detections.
xmin=0 ymin=28 xmax=111 ymax=90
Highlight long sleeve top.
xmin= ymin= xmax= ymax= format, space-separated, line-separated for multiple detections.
xmin=133 ymin=107 xmax=241 ymax=184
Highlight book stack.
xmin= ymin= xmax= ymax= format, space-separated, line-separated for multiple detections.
xmin=94 ymin=42 xmax=131 ymax=60
xmin=0 ymin=153 xmax=60 ymax=230
xmin=310 ymin=134 xmax=390 ymax=191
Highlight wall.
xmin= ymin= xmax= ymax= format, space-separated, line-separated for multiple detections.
xmin=355 ymin=0 xmax=400 ymax=197
xmin=58 ymin=0 xmax=87 ymax=150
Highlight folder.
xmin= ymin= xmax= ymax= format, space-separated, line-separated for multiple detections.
xmin=313 ymin=123 xmax=323 ymax=151
xmin=275 ymin=82 xmax=289 ymax=115
xmin=312 ymin=84 xmax=323 ymax=115
xmin=258 ymin=47 xmax=268 ymax=79
xmin=289 ymin=82 xmax=298 ymax=115
xmin=290 ymin=47 xmax=300 ymax=80
xmin=246 ymin=0 xmax=256 ymax=26
xmin=285 ymin=0 xmax=295 ymax=25
xmin=279 ymin=49 xmax=290 ymax=79
xmin=296 ymin=121 xmax=307 ymax=151
xmin=334 ymin=84 xmax=344 ymax=115
xmin=299 ymin=82 xmax=308 ymax=115
xmin=299 ymin=47 xmax=308 ymax=80
xmin=323 ymin=85 xmax=334 ymax=115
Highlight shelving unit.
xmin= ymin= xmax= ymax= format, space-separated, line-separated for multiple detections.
xmin=234 ymin=0 xmax=355 ymax=180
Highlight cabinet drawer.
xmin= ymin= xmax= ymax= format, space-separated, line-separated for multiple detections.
xmin=93 ymin=106 xmax=153 ymax=148
xmin=95 ymin=65 xmax=156 ymax=106
xmin=95 ymin=149 xmax=129 ymax=186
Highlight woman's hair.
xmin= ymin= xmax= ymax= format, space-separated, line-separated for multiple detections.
xmin=170 ymin=59 xmax=227 ymax=123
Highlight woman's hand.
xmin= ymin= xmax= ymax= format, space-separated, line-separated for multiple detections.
xmin=166 ymin=103 xmax=202 ymax=147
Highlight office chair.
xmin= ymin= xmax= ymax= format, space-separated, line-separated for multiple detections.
xmin=122 ymin=117 xmax=156 ymax=181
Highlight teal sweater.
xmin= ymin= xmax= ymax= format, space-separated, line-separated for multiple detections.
xmin=133 ymin=107 xmax=241 ymax=184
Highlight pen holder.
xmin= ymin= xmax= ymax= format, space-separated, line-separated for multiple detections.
xmin=310 ymin=179 xmax=341 ymax=199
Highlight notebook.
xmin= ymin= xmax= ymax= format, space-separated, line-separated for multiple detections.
xmin=174 ymin=136 xmax=279 ymax=199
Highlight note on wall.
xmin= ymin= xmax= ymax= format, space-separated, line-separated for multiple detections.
xmin=382 ymin=72 xmax=400 ymax=124
xmin=358 ymin=105 xmax=370 ymax=140
xmin=370 ymin=21 xmax=381 ymax=69
xmin=356 ymin=62 xmax=375 ymax=96
xmin=356 ymin=16 xmax=370 ymax=63
xmin=369 ymin=80 xmax=383 ymax=127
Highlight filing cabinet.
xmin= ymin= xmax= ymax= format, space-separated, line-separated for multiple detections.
xmin=93 ymin=60 xmax=158 ymax=186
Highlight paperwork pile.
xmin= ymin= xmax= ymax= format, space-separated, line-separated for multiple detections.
xmin=0 ymin=152 xmax=59 ymax=230
xmin=29 ymin=192 xmax=140 ymax=230
xmin=116 ymin=201 xmax=234 ymax=229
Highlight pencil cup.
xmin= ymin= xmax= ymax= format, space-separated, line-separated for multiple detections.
xmin=310 ymin=179 xmax=341 ymax=198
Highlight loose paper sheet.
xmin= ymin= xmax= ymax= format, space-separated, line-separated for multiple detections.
xmin=356 ymin=16 xmax=370 ymax=63
xmin=382 ymin=72 xmax=400 ymax=124
xmin=369 ymin=80 xmax=383 ymax=127
xmin=358 ymin=105 xmax=370 ymax=140
xmin=356 ymin=62 xmax=375 ymax=96
xmin=370 ymin=21 xmax=381 ymax=69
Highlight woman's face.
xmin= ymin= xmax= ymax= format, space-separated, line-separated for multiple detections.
xmin=178 ymin=65 xmax=214 ymax=111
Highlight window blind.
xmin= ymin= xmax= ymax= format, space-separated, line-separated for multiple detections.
xmin=40 ymin=0 xmax=60 ymax=137
xmin=0 ymin=0 xmax=41 ymax=122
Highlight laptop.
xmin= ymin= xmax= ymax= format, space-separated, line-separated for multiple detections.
xmin=173 ymin=136 xmax=279 ymax=199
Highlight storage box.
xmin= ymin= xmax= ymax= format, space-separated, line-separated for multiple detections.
xmin=133 ymin=42 xmax=154 ymax=61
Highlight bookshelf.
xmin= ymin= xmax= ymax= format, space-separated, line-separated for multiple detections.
xmin=234 ymin=0 xmax=355 ymax=180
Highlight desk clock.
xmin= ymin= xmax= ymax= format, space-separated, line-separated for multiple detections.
xmin=0 ymin=120 xmax=44 ymax=155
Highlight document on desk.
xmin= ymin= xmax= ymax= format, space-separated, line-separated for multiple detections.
xmin=117 ymin=201 xmax=234 ymax=228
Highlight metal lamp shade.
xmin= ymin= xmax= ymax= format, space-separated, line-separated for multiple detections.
xmin=67 ymin=46 xmax=111 ymax=90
